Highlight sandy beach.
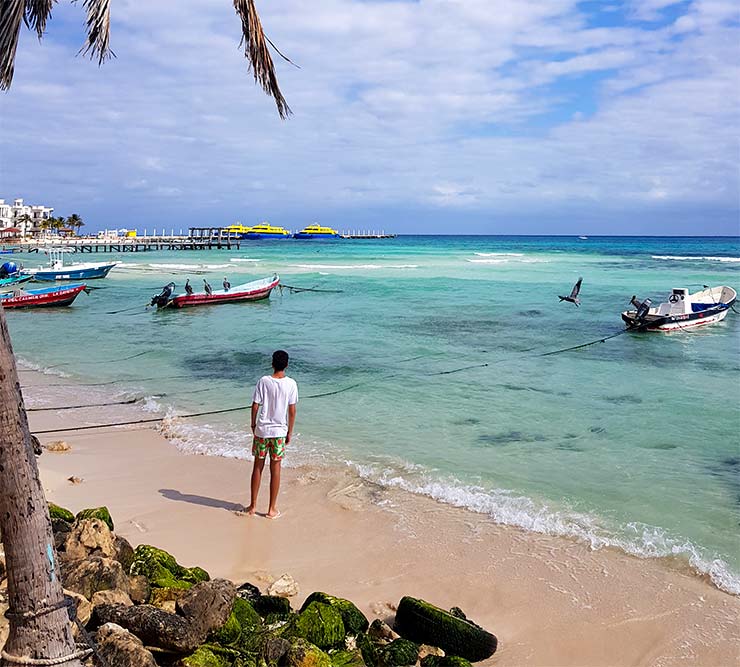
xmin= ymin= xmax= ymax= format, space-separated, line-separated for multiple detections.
xmin=21 ymin=369 xmax=738 ymax=667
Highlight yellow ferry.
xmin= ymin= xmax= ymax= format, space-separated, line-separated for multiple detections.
xmin=226 ymin=222 xmax=291 ymax=240
xmin=293 ymin=224 xmax=341 ymax=239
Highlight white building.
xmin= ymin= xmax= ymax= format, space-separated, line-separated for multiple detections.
xmin=0 ymin=198 xmax=54 ymax=237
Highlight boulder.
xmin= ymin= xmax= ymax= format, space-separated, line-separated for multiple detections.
xmin=301 ymin=593 xmax=369 ymax=636
xmin=91 ymin=588 xmax=133 ymax=608
xmin=114 ymin=535 xmax=136 ymax=570
xmin=93 ymin=603 xmax=197 ymax=653
xmin=236 ymin=581 xmax=262 ymax=603
xmin=418 ymin=645 xmax=445 ymax=659
xmin=127 ymin=575 xmax=151 ymax=605
xmin=357 ymin=633 xmax=380 ymax=667
xmin=263 ymin=635 xmax=292 ymax=663
xmin=150 ymin=586 xmax=189 ymax=612
xmin=286 ymin=638 xmax=332 ymax=667
xmin=176 ymin=646 xmax=231 ymax=667
xmin=379 ymin=638 xmax=418 ymax=666
xmin=63 ymin=589 xmax=91 ymax=626
xmin=62 ymin=556 xmax=129 ymax=600
xmin=75 ymin=506 xmax=114 ymax=531
xmin=44 ymin=440 xmax=71 ymax=453
xmin=130 ymin=544 xmax=210 ymax=589
xmin=64 ymin=518 xmax=116 ymax=561
xmin=254 ymin=594 xmax=292 ymax=619
xmin=267 ymin=573 xmax=299 ymax=598
xmin=420 ymin=657 xmax=473 ymax=667
xmin=95 ymin=622 xmax=158 ymax=667
xmin=329 ymin=649 xmax=365 ymax=666
xmin=176 ymin=579 xmax=237 ymax=641
xmin=292 ymin=601 xmax=345 ymax=650
xmin=232 ymin=597 xmax=262 ymax=630
xmin=393 ymin=597 xmax=497 ymax=662
xmin=367 ymin=619 xmax=399 ymax=644
xmin=48 ymin=502 xmax=75 ymax=524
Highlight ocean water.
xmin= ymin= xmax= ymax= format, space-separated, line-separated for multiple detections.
xmin=6 ymin=235 xmax=740 ymax=593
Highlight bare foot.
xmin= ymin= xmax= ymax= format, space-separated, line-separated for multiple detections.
xmin=245 ymin=505 xmax=257 ymax=516
xmin=265 ymin=509 xmax=281 ymax=519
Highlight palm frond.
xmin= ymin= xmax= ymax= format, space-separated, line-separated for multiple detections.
xmin=80 ymin=0 xmax=112 ymax=65
xmin=0 ymin=0 xmax=25 ymax=89
xmin=24 ymin=0 xmax=54 ymax=39
xmin=233 ymin=0 xmax=291 ymax=119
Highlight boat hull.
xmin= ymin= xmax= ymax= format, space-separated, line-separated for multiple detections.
xmin=238 ymin=233 xmax=290 ymax=240
xmin=622 ymin=304 xmax=734 ymax=331
xmin=293 ymin=233 xmax=341 ymax=239
xmin=169 ymin=277 xmax=279 ymax=308
xmin=0 ymin=275 xmax=33 ymax=290
xmin=0 ymin=284 xmax=87 ymax=309
xmin=30 ymin=263 xmax=117 ymax=281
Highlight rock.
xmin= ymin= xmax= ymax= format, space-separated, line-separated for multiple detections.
xmin=292 ymin=601 xmax=345 ymax=650
xmin=420 ymin=657 xmax=473 ymax=667
xmin=48 ymin=502 xmax=75 ymax=524
xmin=64 ymin=589 xmax=91 ymax=626
xmin=75 ymin=506 xmax=114 ymax=531
xmin=286 ymin=638 xmax=332 ymax=667
xmin=263 ymin=635 xmax=291 ymax=663
xmin=393 ymin=597 xmax=497 ymax=662
xmin=91 ymin=588 xmax=133 ymax=608
xmin=176 ymin=579 xmax=237 ymax=642
xmin=330 ymin=649 xmax=365 ymax=666
xmin=267 ymin=573 xmax=300 ymax=598
xmin=379 ymin=638 xmax=419 ymax=666
xmin=236 ymin=581 xmax=261 ymax=603
xmin=301 ymin=592 xmax=369 ymax=636
xmin=254 ymin=594 xmax=292 ymax=619
xmin=92 ymin=604 xmax=197 ymax=653
xmin=368 ymin=619 xmax=399 ymax=644
xmin=232 ymin=597 xmax=262 ymax=629
xmin=67 ymin=476 xmax=84 ymax=485
xmin=31 ymin=434 xmax=42 ymax=456
xmin=62 ymin=556 xmax=129 ymax=601
xmin=357 ymin=633 xmax=380 ymax=666
xmin=113 ymin=535 xmax=135 ymax=570
xmin=176 ymin=646 xmax=231 ymax=667
xmin=45 ymin=440 xmax=71 ymax=453
xmin=95 ymin=622 xmax=158 ymax=667
xmin=418 ymin=645 xmax=445 ymax=659
xmin=150 ymin=586 xmax=188 ymax=611
xmin=127 ymin=575 xmax=151 ymax=605
xmin=64 ymin=518 xmax=116 ymax=561
xmin=130 ymin=544 xmax=210 ymax=589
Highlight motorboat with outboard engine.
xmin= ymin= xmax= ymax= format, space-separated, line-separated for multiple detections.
xmin=622 ymin=285 xmax=736 ymax=331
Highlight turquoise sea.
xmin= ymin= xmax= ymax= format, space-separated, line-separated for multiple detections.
xmin=6 ymin=236 xmax=740 ymax=593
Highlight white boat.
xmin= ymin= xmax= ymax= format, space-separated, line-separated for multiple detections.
xmin=622 ymin=285 xmax=736 ymax=331
xmin=23 ymin=248 xmax=119 ymax=281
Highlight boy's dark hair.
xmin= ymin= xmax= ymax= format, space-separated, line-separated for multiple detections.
xmin=272 ymin=350 xmax=289 ymax=371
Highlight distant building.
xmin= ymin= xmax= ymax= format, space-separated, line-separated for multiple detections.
xmin=0 ymin=198 xmax=54 ymax=237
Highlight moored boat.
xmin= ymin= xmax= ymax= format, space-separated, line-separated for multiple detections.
xmin=153 ymin=275 xmax=280 ymax=309
xmin=0 ymin=274 xmax=33 ymax=291
xmin=240 ymin=223 xmax=290 ymax=240
xmin=622 ymin=285 xmax=736 ymax=331
xmin=293 ymin=224 xmax=341 ymax=239
xmin=24 ymin=249 xmax=118 ymax=281
xmin=0 ymin=283 xmax=87 ymax=309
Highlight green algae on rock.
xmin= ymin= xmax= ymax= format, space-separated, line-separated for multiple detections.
xmin=421 ymin=656 xmax=473 ymax=667
xmin=329 ymin=648 xmax=365 ymax=667
xmin=76 ymin=506 xmax=114 ymax=531
xmin=292 ymin=602 xmax=345 ymax=650
xmin=379 ymin=638 xmax=418 ymax=666
xmin=301 ymin=592 xmax=369 ymax=635
xmin=129 ymin=544 xmax=210 ymax=589
xmin=177 ymin=646 xmax=231 ymax=667
xmin=48 ymin=502 xmax=75 ymax=523
xmin=254 ymin=594 xmax=292 ymax=619
xmin=286 ymin=638 xmax=332 ymax=667
xmin=394 ymin=597 xmax=497 ymax=662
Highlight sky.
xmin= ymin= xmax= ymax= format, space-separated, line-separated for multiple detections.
xmin=0 ymin=0 xmax=738 ymax=235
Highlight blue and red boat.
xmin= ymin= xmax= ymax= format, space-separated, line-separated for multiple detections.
xmin=0 ymin=283 xmax=87 ymax=309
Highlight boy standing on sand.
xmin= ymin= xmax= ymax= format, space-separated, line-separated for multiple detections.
xmin=246 ymin=350 xmax=298 ymax=519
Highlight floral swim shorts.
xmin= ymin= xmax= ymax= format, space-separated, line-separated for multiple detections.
xmin=252 ymin=435 xmax=286 ymax=461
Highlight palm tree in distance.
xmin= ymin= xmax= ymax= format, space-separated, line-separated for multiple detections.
xmin=67 ymin=213 xmax=84 ymax=235
xmin=0 ymin=0 xmax=291 ymax=117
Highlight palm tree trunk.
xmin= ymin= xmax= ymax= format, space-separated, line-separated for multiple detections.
xmin=0 ymin=305 xmax=83 ymax=667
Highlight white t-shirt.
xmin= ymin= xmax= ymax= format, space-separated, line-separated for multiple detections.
xmin=252 ymin=375 xmax=298 ymax=438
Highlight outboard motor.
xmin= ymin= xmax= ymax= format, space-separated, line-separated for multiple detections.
xmin=0 ymin=261 xmax=18 ymax=278
xmin=630 ymin=295 xmax=652 ymax=323
xmin=151 ymin=282 xmax=176 ymax=308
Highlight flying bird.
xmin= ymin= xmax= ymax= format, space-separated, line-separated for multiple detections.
xmin=559 ymin=277 xmax=583 ymax=307
xmin=184 ymin=279 xmax=193 ymax=295
xmin=203 ymin=279 xmax=213 ymax=296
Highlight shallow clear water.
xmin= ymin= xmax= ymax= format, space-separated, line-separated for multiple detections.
xmin=7 ymin=235 xmax=740 ymax=593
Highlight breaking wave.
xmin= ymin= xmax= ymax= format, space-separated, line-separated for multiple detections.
xmin=290 ymin=263 xmax=418 ymax=270
xmin=652 ymin=255 xmax=740 ymax=263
